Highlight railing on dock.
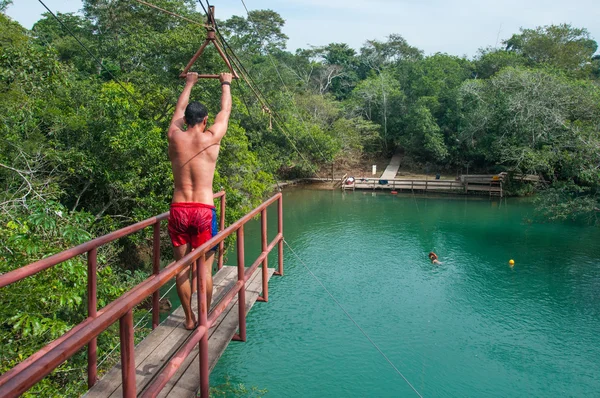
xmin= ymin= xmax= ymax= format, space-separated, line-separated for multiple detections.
xmin=0 ymin=192 xmax=284 ymax=398
xmin=343 ymin=177 xmax=504 ymax=197
xmin=351 ymin=178 xmax=464 ymax=191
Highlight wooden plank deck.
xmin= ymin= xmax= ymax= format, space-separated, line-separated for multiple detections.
xmin=346 ymin=178 xmax=503 ymax=197
xmin=352 ymin=179 xmax=464 ymax=192
xmin=85 ymin=266 xmax=274 ymax=398
xmin=380 ymin=152 xmax=402 ymax=180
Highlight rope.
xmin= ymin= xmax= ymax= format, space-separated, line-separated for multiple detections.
xmin=218 ymin=41 xmax=316 ymax=170
xmin=283 ymin=239 xmax=424 ymax=398
xmin=96 ymin=281 xmax=178 ymax=369
xmin=239 ymin=0 xmax=330 ymax=164
xmin=37 ymin=0 xmax=143 ymax=107
xmin=215 ymin=39 xmax=327 ymax=178
xmin=132 ymin=0 xmax=210 ymax=28
xmin=197 ymin=1 xmax=328 ymax=179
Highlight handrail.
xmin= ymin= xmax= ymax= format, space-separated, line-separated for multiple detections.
xmin=355 ymin=177 xmax=459 ymax=183
xmin=0 ymin=191 xmax=283 ymax=398
xmin=0 ymin=191 xmax=226 ymax=288
xmin=143 ymin=232 xmax=283 ymax=397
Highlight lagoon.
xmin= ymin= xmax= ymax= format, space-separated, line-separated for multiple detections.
xmin=210 ymin=189 xmax=600 ymax=397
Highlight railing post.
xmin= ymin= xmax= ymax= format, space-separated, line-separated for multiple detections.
xmin=276 ymin=195 xmax=283 ymax=276
xmin=152 ymin=221 xmax=161 ymax=329
xmin=257 ymin=209 xmax=268 ymax=302
xmin=191 ymin=260 xmax=198 ymax=294
xmin=218 ymin=194 xmax=225 ymax=270
xmin=197 ymin=255 xmax=209 ymax=398
xmin=232 ymin=226 xmax=247 ymax=342
xmin=119 ymin=310 xmax=136 ymax=398
xmin=87 ymin=248 xmax=97 ymax=389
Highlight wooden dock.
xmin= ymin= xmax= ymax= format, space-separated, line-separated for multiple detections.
xmin=85 ymin=266 xmax=274 ymax=398
xmin=380 ymin=152 xmax=402 ymax=180
xmin=343 ymin=177 xmax=503 ymax=197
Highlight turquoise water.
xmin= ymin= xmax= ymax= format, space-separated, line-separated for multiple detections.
xmin=210 ymin=189 xmax=600 ymax=397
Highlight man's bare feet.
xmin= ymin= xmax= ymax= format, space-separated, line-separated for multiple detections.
xmin=184 ymin=314 xmax=197 ymax=330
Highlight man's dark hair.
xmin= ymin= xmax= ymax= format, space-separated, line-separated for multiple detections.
xmin=184 ymin=101 xmax=208 ymax=127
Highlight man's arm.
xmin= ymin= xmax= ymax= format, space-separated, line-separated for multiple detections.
xmin=168 ymin=72 xmax=199 ymax=138
xmin=207 ymin=73 xmax=233 ymax=141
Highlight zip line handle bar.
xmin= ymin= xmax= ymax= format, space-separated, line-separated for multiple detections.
xmin=178 ymin=73 xmax=240 ymax=79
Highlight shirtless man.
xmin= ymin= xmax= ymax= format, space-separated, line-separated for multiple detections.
xmin=167 ymin=72 xmax=232 ymax=330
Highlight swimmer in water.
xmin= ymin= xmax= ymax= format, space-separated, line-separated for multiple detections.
xmin=429 ymin=252 xmax=442 ymax=265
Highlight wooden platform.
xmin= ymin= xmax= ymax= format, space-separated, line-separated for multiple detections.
xmin=344 ymin=178 xmax=503 ymax=197
xmin=85 ymin=266 xmax=274 ymax=398
xmin=380 ymin=152 xmax=402 ymax=180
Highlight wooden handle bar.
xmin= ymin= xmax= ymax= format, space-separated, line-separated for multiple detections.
xmin=179 ymin=73 xmax=240 ymax=79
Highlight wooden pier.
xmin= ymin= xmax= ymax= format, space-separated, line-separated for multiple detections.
xmin=85 ymin=266 xmax=274 ymax=398
xmin=342 ymin=176 xmax=503 ymax=197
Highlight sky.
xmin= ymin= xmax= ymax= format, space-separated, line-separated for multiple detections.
xmin=5 ymin=0 xmax=600 ymax=57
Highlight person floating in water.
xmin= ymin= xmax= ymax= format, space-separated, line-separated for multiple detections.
xmin=429 ymin=252 xmax=442 ymax=265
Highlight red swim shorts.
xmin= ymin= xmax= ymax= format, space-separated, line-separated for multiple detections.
xmin=168 ymin=203 xmax=218 ymax=249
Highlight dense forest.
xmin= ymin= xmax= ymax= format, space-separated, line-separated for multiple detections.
xmin=1 ymin=0 xmax=599 ymax=395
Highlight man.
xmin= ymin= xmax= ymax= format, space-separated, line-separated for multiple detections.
xmin=429 ymin=252 xmax=442 ymax=265
xmin=167 ymin=72 xmax=232 ymax=330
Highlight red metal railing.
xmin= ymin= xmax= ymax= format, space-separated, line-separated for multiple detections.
xmin=0 ymin=191 xmax=283 ymax=397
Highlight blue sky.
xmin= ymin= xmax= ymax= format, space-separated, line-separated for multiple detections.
xmin=5 ymin=0 xmax=600 ymax=57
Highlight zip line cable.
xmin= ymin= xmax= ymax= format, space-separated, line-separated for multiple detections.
xmin=132 ymin=0 xmax=209 ymax=28
xmin=96 ymin=281 xmax=178 ymax=369
xmin=199 ymin=1 xmax=330 ymax=173
xmin=234 ymin=78 xmax=260 ymax=127
xmin=196 ymin=1 xmax=327 ymax=177
xmin=212 ymin=35 xmax=314 ymax=168
xmin=283 ymin=239 xmax=424 ymax=398
xmin=215 ymin=0 xmax=329 ymax=165
xmin=238 ymin=0 xmax=330 ymax=164
xmin=37 ymin=0 xmax=143 ymax=107
xmin=41 ymin=0 xmax=327 ymax=178
xmin=120 ymin=0 xmax=326 ymax=176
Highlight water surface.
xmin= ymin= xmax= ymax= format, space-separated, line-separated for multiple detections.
xmin=210 ymin=189 xmax=600 ymax=397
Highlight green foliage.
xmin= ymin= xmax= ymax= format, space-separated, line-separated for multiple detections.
xmin=223 ymin=9 xmax=288 ymax=54
xmin=402 ymin=103 xmax=448 ymax=161
xmin=0 ymin=0 xmax=12 ymax=13
xmin=2 ymin=3 xmax=600 ymax=395
xmin=474 ymin=47 xmax=528 ymax=78
xmin=504 ymin=24 xmax=598 ymax=77
xmin=0 ymin=199 xmax=149 ymax=396
xmin=458 ymin=66 xmax=600 ymax=220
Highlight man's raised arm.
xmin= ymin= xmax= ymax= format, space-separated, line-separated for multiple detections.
xmin=168 ymin=72 xmax=199 ymax=138
xmin=208 ymin=73 xmax=233 ymax=140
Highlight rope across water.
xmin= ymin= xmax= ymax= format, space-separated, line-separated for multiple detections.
xmin=283 ymin=239 xmax=424 ymax=398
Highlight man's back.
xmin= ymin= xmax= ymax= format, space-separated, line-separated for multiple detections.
xmin=169 ymin=128 xmax=220 ymax=205
xmin=167 ymin=72 xmax=232 ymax=205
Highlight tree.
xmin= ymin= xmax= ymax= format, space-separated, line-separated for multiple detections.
xmin=474 ymin=47 xmax=527 ymax=79
xmin=310 ymin=43 xmax=359 ymax=99
xmin=458 ymin=66 xmax=600 ymax=220
xmin=349 ymin=70 xmax=405 ymax=152
xmin=504 ymin=24 xmax=598 ymax=77
xmin=0 ymin=0 xmax=12 ymax=12
xmin=223 ymin=10 xmax=288 ymax=54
